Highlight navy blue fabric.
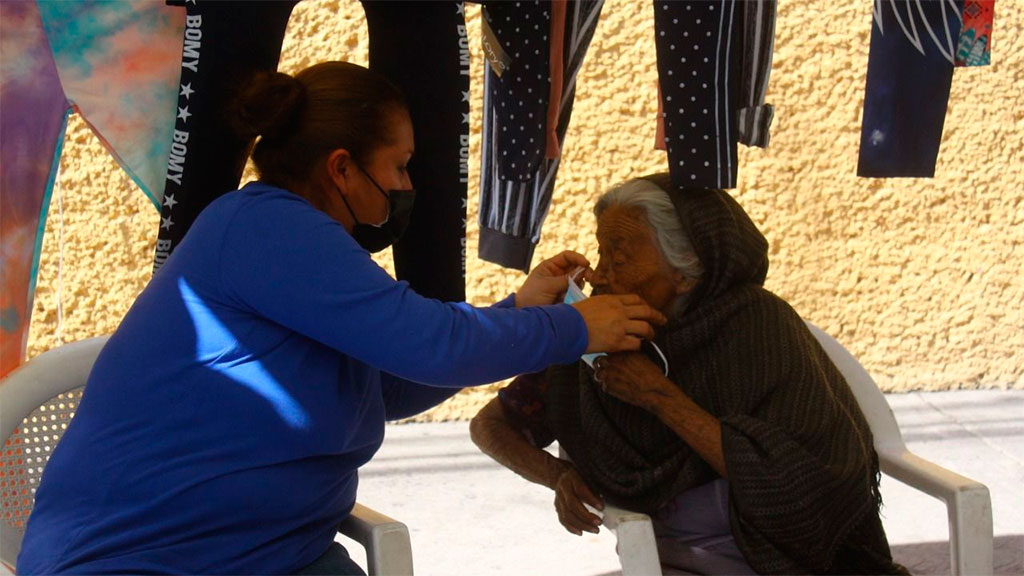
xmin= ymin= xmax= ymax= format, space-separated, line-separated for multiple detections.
xmin=18 ymin=183 xmax=586 ymax=575
xmin=477 ymin=0 xmax=604 ymax=271
xmin=858 ymin=0 xmax=964 ymax=178
xmin=482 ymin=0 xmax=551 ymax=182
xmin=655 ymin=0 xmax=741 ymax=190
xmin=294 ymin=543 xmax=365 ymax=576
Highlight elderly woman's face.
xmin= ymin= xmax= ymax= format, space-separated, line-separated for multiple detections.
xmin=590 ymin=205 xmax=690 ymax=314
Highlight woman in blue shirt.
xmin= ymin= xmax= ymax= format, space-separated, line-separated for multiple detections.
xmin=17 ymin=62 xmax=664 ymax=575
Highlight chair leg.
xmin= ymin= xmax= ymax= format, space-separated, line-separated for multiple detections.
xmin=948 ymin=485 xmax=993 ymax=576
xmin=601 ymin=506 xmax=662 ymax=576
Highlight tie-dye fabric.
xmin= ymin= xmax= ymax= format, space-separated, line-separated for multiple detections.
xmin=0 ymin=1 xmax=183 ymax=377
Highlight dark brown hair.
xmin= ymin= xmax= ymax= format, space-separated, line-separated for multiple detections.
xmin=231 ymin=61 xmax=408 ymax=189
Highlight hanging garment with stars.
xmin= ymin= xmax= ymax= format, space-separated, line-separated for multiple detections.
xmin=858 ymin=0 xmax=964 ymax=178
xmin=155 ymin=1 xmax=470 ymax=305
xmin=0 ymin=0 xmax=183 ymax=378
xmin=654 ymin=0 xmax=777 ymax=190
xmin=478 ymin=0 xmax=605 ymax=271
xmin=154 ymin=0 xmax=298 ymax=272
xmin=363 ymin=1 xmax=471 ymax=303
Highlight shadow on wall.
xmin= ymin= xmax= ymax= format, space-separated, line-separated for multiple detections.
xmin=890 ymin=535 xmax=1023 ymax=576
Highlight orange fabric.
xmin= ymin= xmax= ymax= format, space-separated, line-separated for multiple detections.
xmin=545 ymin=0 xmax=567 ymax=158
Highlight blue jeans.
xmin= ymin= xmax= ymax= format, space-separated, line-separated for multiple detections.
xmin=294 ymin=543 xmax=366 ymax=576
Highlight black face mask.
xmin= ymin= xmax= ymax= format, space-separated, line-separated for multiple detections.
xmin=339 ymin=167 xmax=416 ymax=253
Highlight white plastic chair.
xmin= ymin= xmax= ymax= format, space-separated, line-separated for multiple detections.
xmin=0 ymin=336 xmax=413 ymax=576
xmin=805 ymin=322 xmax=993 ymax=576
xmin=577 ymin=322 xmax=994 ymax=576
xmin=556 ymin=446 xmax=663 ymax=575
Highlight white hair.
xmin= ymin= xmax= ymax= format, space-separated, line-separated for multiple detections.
xmin=594 ymin=178 xmax=704 ymax=280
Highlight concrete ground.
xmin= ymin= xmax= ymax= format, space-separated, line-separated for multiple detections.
xmin=340 ymin=390 xmax=1024 ymax=576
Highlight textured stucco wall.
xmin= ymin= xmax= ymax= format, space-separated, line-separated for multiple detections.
xmin=26 ymin=2 xmax=1024 ymax=420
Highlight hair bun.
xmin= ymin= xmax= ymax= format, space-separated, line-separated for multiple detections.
xmin=231 ymin=71 xmax=306 ymax=141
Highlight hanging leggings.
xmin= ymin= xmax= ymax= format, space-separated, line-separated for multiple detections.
xmin=478 ymin=0 xmax=605 ymax=272
xmin=362 ymin=1 xmax=469 ymax=302
xmin=654 ymin=0 xmax=742 ymax=190
xmin=0 ymin=1 xmax=183 ymax=377
xmin=735 ymin=0 xmax=777 ymax=148
xmin=481 ymin=0 xmax=552 ymax=185
xmin=858 ymin=0 xmax=964 ymax=178
xmin=154 ymin=1 xmax=298 ymax=272
xmin=478 ymin=0 xmax=774 ymax=271
xmin=655 ymin=0 xmax=776 ymax=162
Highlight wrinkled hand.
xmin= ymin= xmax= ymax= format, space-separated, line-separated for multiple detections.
xmin=592 ymin=352 xmax=680 ymax=414
xmin=554 ymin=466 xmax=604 ymax=535
xmin=516 ymin=251 xmax=590 ymax=308
xmin=572 ymin=295 xmax=666 ymax=353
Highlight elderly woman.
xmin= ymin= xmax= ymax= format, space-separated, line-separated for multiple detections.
xmin=471 ymin=173 xmax=908 ymax=575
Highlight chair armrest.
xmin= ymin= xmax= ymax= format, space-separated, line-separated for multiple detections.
xmin=338 ymin=503 xmax=414 ymax=576
xmin=594 ymin=504 xmax=662 ymax=576
xmin=880 ymin=449 xmax=993 ymax=576
xmin=0 ymin=336 xmax=108 ymax=441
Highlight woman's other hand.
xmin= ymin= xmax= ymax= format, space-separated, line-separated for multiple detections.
xmin=573 ymin=294 xmax=666 ymax=353
xmin=593 ymin=353 xmax=728 ymax=477
xmin=515 ymin=251 xmax=590 ymax=308
xmin=592 ymin=352 xmax=680 ymax=413
xmin=553 ymin=465 xmax=604 ymax=535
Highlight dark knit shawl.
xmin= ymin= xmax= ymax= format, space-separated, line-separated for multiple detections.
xmin=546 ymin=175 xmax=906 ymax=574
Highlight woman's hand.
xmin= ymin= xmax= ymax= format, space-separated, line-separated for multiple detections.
xmin=592 ymin=352 xmax=681 ymax=414
xmin=572 ymin=295 xmax=666 ymax=353
xmin=593 ymin=353 xmax=729 ymax=478
xmin=515 ymin=251 xmax=590 ymax=308
xmin=553 ymin=465 xmax=604 ymax=535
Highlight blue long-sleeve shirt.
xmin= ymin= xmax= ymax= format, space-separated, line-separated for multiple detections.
xmin=18 ymin=182 xmax=587 ymax=575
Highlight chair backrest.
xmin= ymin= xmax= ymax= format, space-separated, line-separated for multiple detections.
xmin=803 ymin=323 xmax=907 ymax=456
xmin=0 ymin=336 xmax=109 ymax=570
